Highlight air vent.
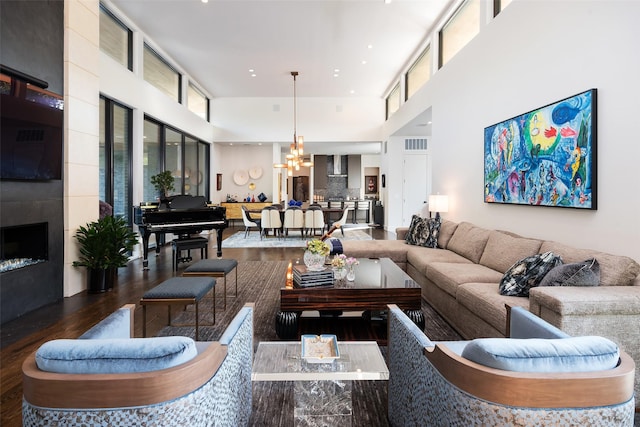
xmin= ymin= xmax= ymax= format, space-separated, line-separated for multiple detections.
xmin=404 ymin=138 xmax=427 ymax=151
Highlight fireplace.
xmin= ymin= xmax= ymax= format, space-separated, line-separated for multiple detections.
xmin=1 ymin=222 xmax=48 ymax=272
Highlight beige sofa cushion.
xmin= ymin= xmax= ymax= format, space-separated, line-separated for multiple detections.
xmin=539 ymin=240 xmax=640 ymax=286
xmin=479 ymin=231 xmax=543 ymax=273
xmin=426 ymin=262 xmax=503 ymax=298
xmin=438 ymin=220 xmax=459 ymax=249
xmin=446 ymin=222 xmax=491 ymax=263
xmin=457 ymin=282 xmax=529 ymax=335
xmin=406 ymin=247 xmax=471 ymax=277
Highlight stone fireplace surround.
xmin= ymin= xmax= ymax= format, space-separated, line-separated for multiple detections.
xmin=0 ymin=180 xmax=63 ymax=324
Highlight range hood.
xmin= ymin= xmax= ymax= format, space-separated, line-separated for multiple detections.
xmin=328 ymin=155 xmax=347 ymax=177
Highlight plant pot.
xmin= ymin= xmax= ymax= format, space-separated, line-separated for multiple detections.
xmin=105 ymin=267 xmax=117 ymax=290
xmin=88 ymin=268 xmax=108 ymax=293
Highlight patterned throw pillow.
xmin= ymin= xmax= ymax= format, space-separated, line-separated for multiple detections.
xmin=499 ymin=251 xmax=563 ymax=297
xmin=539 ymin=258 xmax=600 ymax=287
xmin=405 ymin=215 xmax=441 ymax=248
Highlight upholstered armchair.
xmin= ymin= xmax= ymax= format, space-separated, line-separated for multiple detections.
xmin=387 ymin=304 xmax=635 ymax=426
xmin=22 ymin=303 xmax=254 ymax=426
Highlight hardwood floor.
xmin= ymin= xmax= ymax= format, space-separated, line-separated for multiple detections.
xmin=0 ymin=224 xmax=393 ymax=426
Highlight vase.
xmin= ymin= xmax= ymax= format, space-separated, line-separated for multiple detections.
xmin=333 ymin=267 xmax=347 ymax=280
xmin=346 ymin=264 xmax=356 ymax=281
xmin=304 ymin=250 xmax=325 ymax=271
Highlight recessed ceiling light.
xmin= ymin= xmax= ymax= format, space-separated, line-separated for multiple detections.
xmin=333 ymin=73 xmax=339 ymax=78
xmin=350 ymin=90 xmax=355 ymax=94
xmin=251 ymin=73 xmax=256 ymax=77
xmin=361 ymin=60 xmax=367 ymax=65
xmin=367 ymin=44 xmax=373 ymax=49
xmin=334 ymin=68 xmax=340 ymax=73
xmin=201 ymin=0 xmax=208 ymax=3
xmin=249 ymin=69 xmax=254 ymax=72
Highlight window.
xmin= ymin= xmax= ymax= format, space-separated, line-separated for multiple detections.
xmin=406 ymin=46 xmax=432 ymax=100
xmin=386 ymin=83 xmax=401 ymax=120
xmin=99 ymin=5 xmax=132 ymax=70
xmin=188 ymin=82 xmax=209 ymax=121
xmin=100 ymin=96 xmax=132 ymax=223
xmin=143 ymin=116 xmax=210 ymax=201
xmin=439 ymin=0 xmax=480 ymax=68
xmin=143 ymin=43 xmax=181 ymax=102
xmin=143 ymin=118 xmax=162 ymax=201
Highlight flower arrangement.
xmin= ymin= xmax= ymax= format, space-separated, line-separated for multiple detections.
xmin=331 ymin=254 xmax=347 ymax=269
xmin=306 ymin=239 xmax=330 ymax=256
xmin=345 ymin=257 xmax=359 ymax=266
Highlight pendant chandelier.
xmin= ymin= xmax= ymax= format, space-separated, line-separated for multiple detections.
xmin=274 ymin=71 xmax=313 ymax=176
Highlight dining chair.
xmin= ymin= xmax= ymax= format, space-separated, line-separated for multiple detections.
xmin=241 ymin=205 xmax=261 ymax=238
xmin=283 ymin=208 xmax=304 ymax=238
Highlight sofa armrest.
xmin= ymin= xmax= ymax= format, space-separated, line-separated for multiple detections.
xmin=395 ymin=227 xmax=409 ymax=241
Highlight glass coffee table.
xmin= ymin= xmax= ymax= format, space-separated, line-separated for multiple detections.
xmin=276 ymin=257 xmax=424 ymax=339
xmin=252 ymin=340 xmax=388 ymax=426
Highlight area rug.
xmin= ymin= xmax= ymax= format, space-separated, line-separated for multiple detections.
xmin=221 ymin=227 xmax=373 ymax=249
xmin=157 ymin=260 xmax=460 ymax=344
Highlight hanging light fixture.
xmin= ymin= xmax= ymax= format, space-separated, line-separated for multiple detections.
xmin=274 ymin=71 xmax=313 ymax=176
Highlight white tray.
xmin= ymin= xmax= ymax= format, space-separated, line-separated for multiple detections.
xmin=301 ymin=334 xmax=340 ymax=363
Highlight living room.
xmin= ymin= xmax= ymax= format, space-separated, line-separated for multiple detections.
xmin=2 ymin=0 xmax=640 ymax=425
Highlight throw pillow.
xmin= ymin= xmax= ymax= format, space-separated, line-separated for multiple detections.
xmin=405 ymin=215 xmax=440 ymax=248
xmin=539 ymin=258 xmax=600 ymax=287
xmin=499 ymin=251 xmax=563 ymax=297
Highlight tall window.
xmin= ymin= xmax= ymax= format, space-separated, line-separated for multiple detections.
xmin=100 ymin=96 xmax=132 ymax=223
xmin=143 ymin=116 xmax=209 ymax=201
xmin=386 ymin=83 xmax=401 ymax=120
xmin=143 ymin=43 xmax=181 ymax=102
xmin=188 ymin=82 xmax=209 ymax=121
xmin=99 ymin=5 xmax=132 ymax=70
xmin=143 ymin=118 xmax=162 ymax=201
xmin=439 ymin=0 xmax=480 ymax=68
xmin=406 ymin=46 xmax=431 ymax=100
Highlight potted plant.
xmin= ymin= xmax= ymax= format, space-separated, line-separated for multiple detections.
xmin=73 ymin=215 xmax=138 ymax=293
xmin=150 ymin=171 xmax=175 ymax=202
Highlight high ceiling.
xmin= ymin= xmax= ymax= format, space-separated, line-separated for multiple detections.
xmin=109 ymin=0 xmax=452 ymax=99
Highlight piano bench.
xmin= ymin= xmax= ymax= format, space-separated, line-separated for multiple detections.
xmin=140 ymin=277 xmax=216 ymax=340
xmin=182 ymin=259 xmax=238 ymax=311
xmin=172 ymin=237 xmax=209 ymax=271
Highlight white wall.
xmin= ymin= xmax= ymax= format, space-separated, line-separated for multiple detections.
xmin=217 ymin=144 xmax=275 ymax=202
xmin=385 ymin=0 xmax=640 ymax=261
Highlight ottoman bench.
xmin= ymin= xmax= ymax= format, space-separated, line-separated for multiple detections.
xmin=183 ymin=259 xmax=238 ymax=310
xmin=140 ymin=277 xmax=216 ymax=340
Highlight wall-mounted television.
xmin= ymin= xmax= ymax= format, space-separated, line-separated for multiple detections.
xmin=0 ymin=68 xmax=63 ymax=181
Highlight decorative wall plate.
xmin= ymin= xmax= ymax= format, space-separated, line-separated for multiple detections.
xmin=248 ymin=182 xmax=256 ymax=190
xmin=249 ymin=166 xmax=263 ymax=179
xmin=233 ymin=169 xmax=249 ymax=186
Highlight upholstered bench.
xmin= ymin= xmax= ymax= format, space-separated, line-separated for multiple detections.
xmin=183 ymin=259 xmax=238 ymax=310
xmin=172 ymin=236 xmax=208 ymax=271
xmin=140 ymin=277 xmax=216 ymax=340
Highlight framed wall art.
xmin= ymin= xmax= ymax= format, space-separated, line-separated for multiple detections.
xmin=484 ymin=89 xmax=597 ymax=209
xmin=365 ymin=175 xmax=378 ymax=194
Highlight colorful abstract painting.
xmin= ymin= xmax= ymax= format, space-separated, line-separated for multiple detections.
xmin=484 ymin=89 xmax=597 ymax=209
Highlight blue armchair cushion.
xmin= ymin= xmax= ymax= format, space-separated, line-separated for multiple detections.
xmin=36 ymin=336 xmax=197 ymax=374
xmin=461 ymin=336 xmax=619 ymax=373
xmin=78 ymin=308 xmax=130 ymax=339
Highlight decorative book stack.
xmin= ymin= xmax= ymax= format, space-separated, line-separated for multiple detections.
xmin=293 ymin=265 xmax=334 ymax=287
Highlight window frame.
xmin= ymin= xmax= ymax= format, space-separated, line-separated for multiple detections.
xmin=143 ymin=43 xmax=183 ymax=103
xmin=99 ymin=4 xmax=133 ymax=71
xmin=405 ymin=45 xmax=432 ymax=101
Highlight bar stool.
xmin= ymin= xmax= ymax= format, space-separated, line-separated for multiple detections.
xmin=183 ymin=259 xmax=238 ymax=310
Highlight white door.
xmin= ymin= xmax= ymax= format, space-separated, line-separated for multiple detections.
xmin=402 ymin=154 xmax=428 ymax=226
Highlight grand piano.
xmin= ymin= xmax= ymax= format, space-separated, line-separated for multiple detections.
xmin=133 ymin=195 xmax=227 ymax=270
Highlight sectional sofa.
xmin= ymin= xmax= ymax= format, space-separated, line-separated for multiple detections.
xmin=342 ymin=220 xmax=640 ymax=403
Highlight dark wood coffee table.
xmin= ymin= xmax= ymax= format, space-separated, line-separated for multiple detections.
xmin=276 ymin=258 xmax=424 ymax=339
